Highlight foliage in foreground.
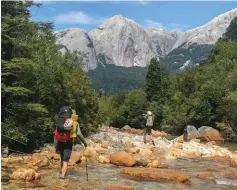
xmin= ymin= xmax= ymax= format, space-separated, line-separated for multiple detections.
xmin=1 ymin=1 xmax=100 ymax=150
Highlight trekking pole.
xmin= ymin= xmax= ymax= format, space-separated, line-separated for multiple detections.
xmin=85 ymin=154 xmax=88 ymax=181
xmin=84 ymin=147 xmax=89 ymax=181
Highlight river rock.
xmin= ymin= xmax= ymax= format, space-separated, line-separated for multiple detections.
xmin=37 ymin=157 xmax=50 ymax=168
xmin=121 ymin=168 xmax=191 ymax=184
xmin=104 ymin=185 xmax=134 ymax=190
xmin=176 ymin=135 xmax=184 ymax=143
xmin=98 ymin=155 xmax=110 ymax=164
xmin=129 ymin=147 xmax=140 ymax=154
xmin=68 ymin=151 xmax=83 ymax=166
xmin=198 ymin=126 xmax=224 ymax=141
xmin=230 ymin=157 xmax=237 ymax=167
xmin=10 ymin=169 xmax=41 ymax=181
xmin=141 ymin=149 xmax=153 ymax=156
xmin=101 ymin=143 xmax=109 ymax=149
xmin=197 ymin=172 xmax=216 ymax=180
xmin=122 ymin=125 xmax=131 ymax=131
xmin=149 ymin=160 xmax=160 ymax=168
xmin=124 ymin=141 xmax=134 ymax=148
xmin=185 ymin=125 xmax=199 ymax=140
xmin=175 ymin=143 xmax=183 ymax=149
xmin=204 ymin=155 xmax=230 ymax=164
xmin=27 ymin=154 xmax=49 ymax=168
xmin=110 ymin=151 xmax=136 ymax=167
xmin=190 ymin=139 xmax=200 ymax=143
xmin=226 ymin=173 xmax=237 ymax=179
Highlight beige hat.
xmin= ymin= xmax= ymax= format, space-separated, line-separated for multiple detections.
xmin=147 ymin=111 xmax=152 ymax=115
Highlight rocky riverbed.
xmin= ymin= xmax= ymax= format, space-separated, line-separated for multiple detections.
xmin=1 ymin=126 xmax=237 ymax=190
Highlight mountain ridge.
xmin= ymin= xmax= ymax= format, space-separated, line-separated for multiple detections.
xmin=55 ymin=8 xmax=237 ymax=71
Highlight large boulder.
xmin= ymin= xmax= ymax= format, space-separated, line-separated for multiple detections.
xmin=230 ymin=156 xmax=237 ymax=167
xmin=121 ymin=168 xmax=191 ymax=184
xmin=10 ymin=169 xmax=41 ymax=181
xmin=110 ymin=151 xmax=136 ymax=167
xmin=98 ymin=155 xmax=110 ymax=164
xmin=122 ymin=125 xmax=131 ymax=131
xmin=27 ymin=153 xmax=49 ymax=168
xmin=129 ymin=147 xmax=140 ymax=154
xmin=198 ymin=126 xmax=224 ymax=141
xmin=196 ymin=172 xmax=215 ymax=180
xmin=101 ymin=143 xmax=109 ymax=149
xmin=68 ymin=151 xmax=83 ymax=166
xmin=184 ymin=125 xmax=199 ymax=141
xmin=147 ymin=160 xmax=160 ymax=168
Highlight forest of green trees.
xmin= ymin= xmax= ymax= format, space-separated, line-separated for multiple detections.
xmin=99 ymin=17 xmax=237 ymax=142
xmin=1 ymin=1 xmax=101 ymax=150
xmin=1 ymin=1 xmax=237 ymax=153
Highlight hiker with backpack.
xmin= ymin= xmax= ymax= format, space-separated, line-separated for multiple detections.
xmin=54 ymin=106 xmax=87 ymax=179
xmin=143 ymin=111 xmax=155 ymax=146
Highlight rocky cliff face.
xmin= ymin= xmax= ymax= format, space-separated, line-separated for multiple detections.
xmin=55 ymin=8 xmax=237 ymax=71
xmin=55 ymin=28 xmax=98 ymax=71
xmin=89 ymin=15 xmax=157 ymax=67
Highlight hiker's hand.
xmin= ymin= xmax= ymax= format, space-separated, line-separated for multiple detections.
xmin=55 ymin=147 xmax=59 ymax=154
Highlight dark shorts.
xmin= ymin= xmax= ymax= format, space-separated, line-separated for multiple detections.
xmin=144 ymin=126 xmax=152 ymax=135
xmin=57 ymin=141 xmax=73 ymax=162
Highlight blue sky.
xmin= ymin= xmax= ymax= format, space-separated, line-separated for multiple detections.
xmin=30 ymin=1 xmax=237 ymax=32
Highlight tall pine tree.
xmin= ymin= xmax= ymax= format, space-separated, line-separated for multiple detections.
xmin=145 ymin=58 xmax=170 ymax=103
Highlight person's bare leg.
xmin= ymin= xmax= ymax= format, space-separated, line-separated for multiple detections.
xmin=151 ymin=135 xmax=155 ymax=146
xmin=143 ymin=130 xmax=146 ymax=143
xmin=60 ymin=159 xmax=63 ymax=169
xmin=150 ymin=130 xmax=155 ymax=146
xmin=61 ymin=161 xmax=68 ymax=178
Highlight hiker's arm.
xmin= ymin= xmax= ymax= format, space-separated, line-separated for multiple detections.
xmin=54 ymin=135 xmax=59 ymax=153
xmin=76 ymin=123 xmax=87 ymax=147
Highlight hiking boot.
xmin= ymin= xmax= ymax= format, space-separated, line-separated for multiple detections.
xmin=152 ymin=141 xmax=155 ymax=146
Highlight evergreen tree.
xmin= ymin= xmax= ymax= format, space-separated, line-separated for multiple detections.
xmin=145 ymin=58 xmax=170 ymax=103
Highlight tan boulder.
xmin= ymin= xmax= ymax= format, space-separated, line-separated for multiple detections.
xmin=110 ymin=151 xmax=136 ymax=167
xmin=175 ymin=143 xmax=183 ymax=149
xmin=124 ymin=141 xmax=134 ymax=148
xmin=203 ymin=155 xmax=230 ymax=164
xmin=181 ymin=152 xmax=202 ymax=159
xmin=121 ymin=168 xmax=191 ymax=184
xmin=10 ymin=169 xmax=41 ymax=181
xmin=198 ymin=126 xmax=224 ymax=141
xmin=190 ymin=139 xmax=201 ymax=143
xmin=196 ymin=172 xmax=215 ymax=180
xmin=27 ymin=154 xmax=49 ymax=168
xmin=230 ymin=157 xmax=237 ymax=167
xmin=68 ymin=151 xmax=83 ymax=166
xmin=141 ymin=149 xmax=153 ymax=156
xmin=176 ymin=135 xmax=184 ymax=143
xmin=147 ymin=160 xmax=160 ymax=168
xmin=98 ymin=155 xmax=110 ymax=164
xmin=150 ymin=146 xmax=157 ymax=152
xmin=226 ymin=173 xmax=237 ymax=179
xmin=101 ymin=143 xmax=109 ymax=149
xmin=129 ymin=147 xmax=140 ymax=154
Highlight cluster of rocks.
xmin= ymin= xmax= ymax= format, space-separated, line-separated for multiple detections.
xmin=2 ymin=125 xmax=237 ymax=188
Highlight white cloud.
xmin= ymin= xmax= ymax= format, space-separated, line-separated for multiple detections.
xmin=54 ymin=11 xmax=107 ymax=25
xmin=138 ymin=0 xmax=149 ymax=5
xmin=144 ymin=20 xmax=164 ymax=28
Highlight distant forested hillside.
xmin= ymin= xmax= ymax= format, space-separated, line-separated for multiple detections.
xmin=87 ymin=64 xmax=148 ymax=94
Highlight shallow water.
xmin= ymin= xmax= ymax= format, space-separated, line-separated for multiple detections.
xmin=2 ymin=157 xmax=237 ymax=190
